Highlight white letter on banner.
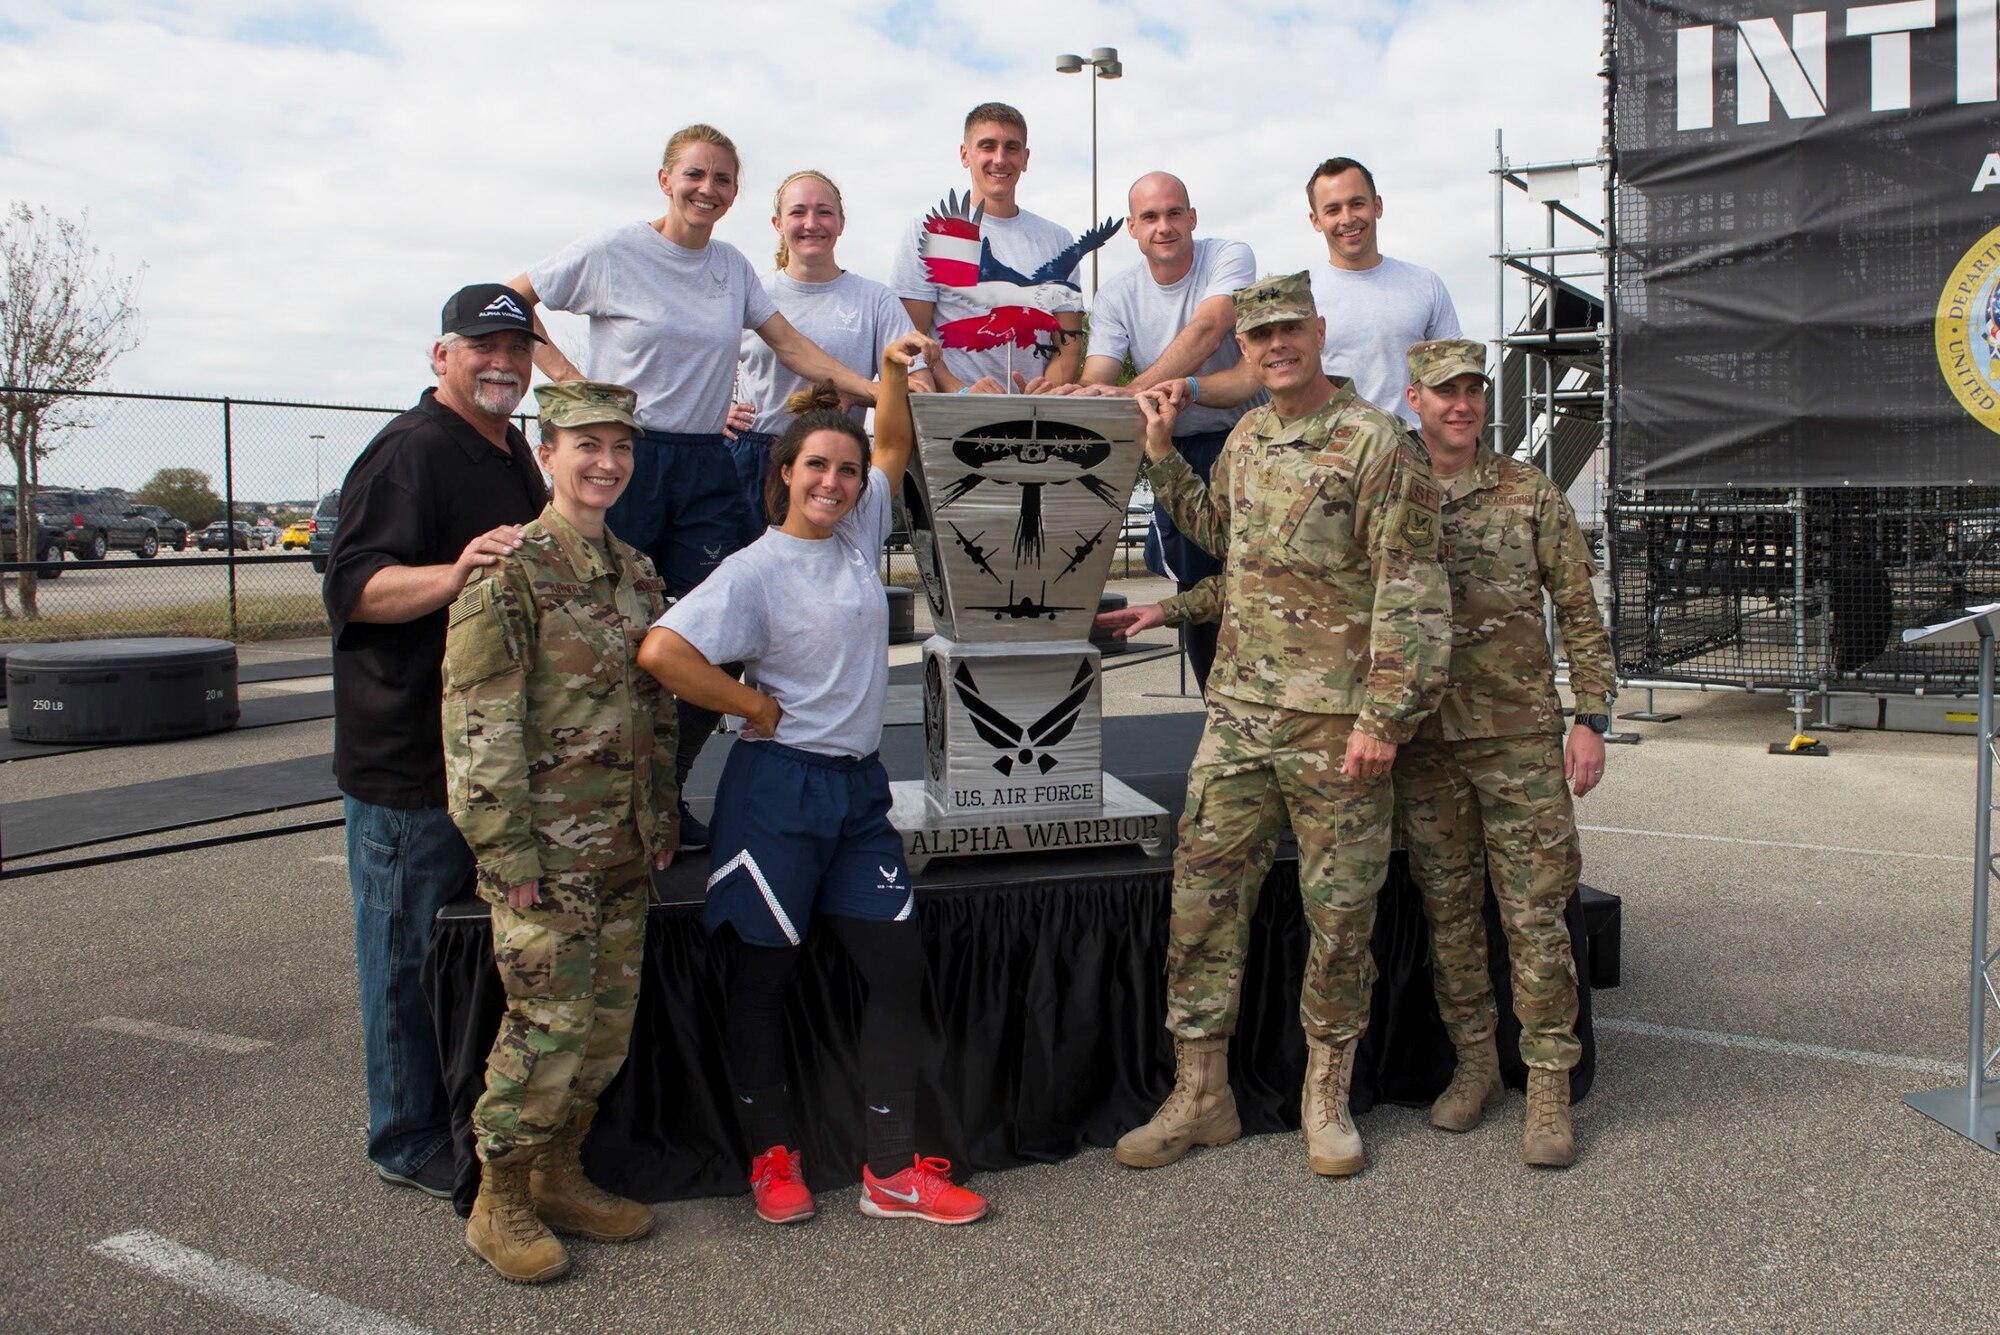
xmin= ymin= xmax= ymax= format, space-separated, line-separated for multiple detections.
xmin=1847 ymin=2 xmax=1936 ymax=111
xmin=1737 ymin=14 xmax=1829 ymax=124
xmin=1974 ymin=153 xmax=2000 ymax=190
xmin=1678 ymin=25 xmax=1716 ymax=130
xmin=1962 ymin=0 xmax=1997 ymax=103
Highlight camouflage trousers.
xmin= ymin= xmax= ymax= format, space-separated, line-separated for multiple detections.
xmin=1167 ymin=694 xmax=1393 ymax=1044
xmin=473 ymin=857 xmax=650 ymax=1163
xmin=1395 ymin=732 xmax=1581 ymax=1070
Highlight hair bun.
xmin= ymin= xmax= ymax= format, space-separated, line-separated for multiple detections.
xmin=785 ymin=379 xmax=843 ymax=416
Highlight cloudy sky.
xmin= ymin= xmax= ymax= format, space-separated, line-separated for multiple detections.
xmin=0 ymin=0 xmax=1605 ymax=499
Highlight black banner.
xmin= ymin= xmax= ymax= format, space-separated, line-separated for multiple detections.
xmin=1613 ymin=0 xmax=2000 ymax=486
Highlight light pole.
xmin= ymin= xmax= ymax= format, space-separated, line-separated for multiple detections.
xmin=1055 ymin=46 xmax=1122 ymax=294
xmin=309 ymin=434 xmax=325 ymax=500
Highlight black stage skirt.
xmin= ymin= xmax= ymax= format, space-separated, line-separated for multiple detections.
xmin=426 ymin=850 xmax=1614 ymax=1214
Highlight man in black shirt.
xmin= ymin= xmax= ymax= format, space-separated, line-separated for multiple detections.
xmin=324 ymin=284 xmax=549 ymax=1197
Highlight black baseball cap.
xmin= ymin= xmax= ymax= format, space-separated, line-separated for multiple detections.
xmin=439 ymin=283 xmax=545 ymax=342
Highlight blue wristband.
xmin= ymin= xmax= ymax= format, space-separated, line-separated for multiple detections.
xmin=957 ymin=387 xmax=970 ymax=395
xmin=1185 ymin=375 xmax=1200 ymax=403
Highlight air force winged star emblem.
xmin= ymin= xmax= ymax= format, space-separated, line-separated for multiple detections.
xmin=879 ymin=866 xmax=900 ymax=883
xmin=950 ymin=659 xmax=1092 ymax=776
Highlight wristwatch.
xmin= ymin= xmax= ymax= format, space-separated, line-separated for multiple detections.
xmin=1575 ymin=713 xmax=1610 ymax=734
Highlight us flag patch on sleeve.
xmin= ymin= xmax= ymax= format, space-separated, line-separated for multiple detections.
xmin=449 ymin=581 xmax=487 ymax=627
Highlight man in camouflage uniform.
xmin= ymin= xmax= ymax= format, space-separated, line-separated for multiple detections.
xmin=1099 ymin=273 xmax=1452 ymax=1177
xmin=443 ymin=380 xmax=680 ymax=1281
xmin=1393 ymin=338 xmax=1613 ymax=1168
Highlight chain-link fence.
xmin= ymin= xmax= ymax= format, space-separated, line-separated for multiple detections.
xmin=1607 ymin=486 xmax=2000 ymax=696
xmin=0 ymin=386 xmax=470 ymax=644
xmin=1 ymin=385 xmax=1158 ymax=645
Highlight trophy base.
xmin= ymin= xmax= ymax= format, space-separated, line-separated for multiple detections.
xmin=890 ymin=773 xmax=1170 ymax=873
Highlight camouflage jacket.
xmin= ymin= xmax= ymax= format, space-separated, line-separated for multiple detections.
xmin=1151 ymin=381 xmax=1452 ymax=743
xmin=1419 ymin=446 xmax=1615 ymax=739
xmin=442 ymin=504 xmax=678 ymax=896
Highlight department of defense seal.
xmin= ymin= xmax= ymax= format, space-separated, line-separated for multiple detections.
xmin=1935 ymin=224 xmax=2000 ymax=434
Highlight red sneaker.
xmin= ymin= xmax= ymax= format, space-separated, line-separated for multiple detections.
xmin=749 ymin=1146 xmax=815 ymax=1225
xmin=859 ymin=1155 xmax=989 ymax=1225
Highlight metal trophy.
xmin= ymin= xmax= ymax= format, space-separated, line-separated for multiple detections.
xmin=889 ymin=394 xmax=1169 ymax=870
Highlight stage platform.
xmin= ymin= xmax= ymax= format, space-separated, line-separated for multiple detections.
xmin=426 ymin=719 xmax=1619 ymax=1214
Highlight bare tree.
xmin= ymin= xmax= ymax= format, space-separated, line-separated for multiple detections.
xmin=0 ymin=202 xmax=143 ymax=618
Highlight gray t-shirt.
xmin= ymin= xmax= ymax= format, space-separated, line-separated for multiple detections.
xmin=889 ymin=205 xmax=1078 ymax=387
xmin=1310 ymin=255 xmax=1461 ymax=424
xmin=527 ymin=221 xmax=778 ymax=434
xmin=737 ymin=270 xmax=916 ymax=435
xmin=657 ymin=465 xmax=893 ymax=758
xmin=1088 ymin=237 xmax=1263 ymax=436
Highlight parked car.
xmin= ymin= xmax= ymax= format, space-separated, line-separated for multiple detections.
xmin=1124 ymin=478 xmax=1156 ymax=546
xmin=0 ymin=483 xmax=66 ymax=578
xmin=130 ymin=504 xmax=191 ymax=551
xmin=253 ymin=520 xmax=279 ymax=550
xmin=279 ymin=520 xmax=311 ymax=550
xmin=39 ymin=488 xmax=161 ymax=560
xmin=308 ymin=489 xmax=339 ymax=573
xmin=198 ymin=520 xmax=258 ymax=551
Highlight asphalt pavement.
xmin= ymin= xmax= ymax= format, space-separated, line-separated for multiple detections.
xmin=3 ymin=581 xmax=1997 ymax=1333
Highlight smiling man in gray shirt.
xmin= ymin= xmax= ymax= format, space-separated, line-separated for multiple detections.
xmin=1072 ymin=172 xmax=1260 ymax=689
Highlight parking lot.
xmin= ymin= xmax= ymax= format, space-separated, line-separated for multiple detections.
xmin=4 ymin=606 xmax=1998 ymax=1332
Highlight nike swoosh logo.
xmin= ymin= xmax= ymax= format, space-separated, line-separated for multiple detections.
xmin=868 ymin=1104 xmax=891 ymax=1114
xmin=875 ymin=1184 xmax=921 ymax=1203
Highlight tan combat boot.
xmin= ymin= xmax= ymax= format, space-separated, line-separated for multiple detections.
xmin=1302 ymin=1034 xmax=1364 ymax=1177
xmin=1114 ymin=1037 xmax=1241 ymax=1168
xmin=1429 ymin=1035 xmax=1503 ymax=1133
xmin=1523 ymin=1067 xmax=1577 ymax=1168
xmin=466 ymin=1151 xmax=571 ymax=1284
xmin=531 ymin=1106 xmax=655 ymax=1242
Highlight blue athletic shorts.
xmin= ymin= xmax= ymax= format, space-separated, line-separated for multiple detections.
xmin=605 ymin=430 xmax=761 ymax=595
xmin=724 ymin=429 xmax=776 ymax=532
xmin=704 ymin=740 xmax=915 ymax=947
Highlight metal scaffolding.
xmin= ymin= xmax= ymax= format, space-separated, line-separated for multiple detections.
xmin=1491 ymin=100 xmax=1632 ymax=738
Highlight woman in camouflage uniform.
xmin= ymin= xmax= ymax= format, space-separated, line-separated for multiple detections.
xmin=442 ymin=380 xmax=680 ymax=1283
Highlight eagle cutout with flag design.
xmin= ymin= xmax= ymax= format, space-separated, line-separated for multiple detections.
xmin=918 ymin=190 xmax=1121 ymax=363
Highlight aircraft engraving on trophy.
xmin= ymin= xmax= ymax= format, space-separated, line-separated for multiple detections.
xmin=1054 ymin=519 xmax=1116 ymax=582
xmin=947 ymin=522 xmax=1004 ymax=583
xmin=899 ymin=473 xmax=949 ymax=619
xmin=967 ymin=581 xmax=1085 ymax=622
xmin=932 ymin=421 xmax=1123 ymax=564
xmin=924 ymin=656 xmax=947 ymax=785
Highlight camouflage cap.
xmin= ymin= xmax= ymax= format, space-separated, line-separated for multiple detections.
xmin=534 ymin=380 xmax=640 ymax=434
xmin=1407 ymin=338 xmax=1490 ymax=388
xmin=1233 ymin=271 xmax=1318 ymax=334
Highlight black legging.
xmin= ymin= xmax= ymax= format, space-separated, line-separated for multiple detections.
xmin=725 ymin=916 xmax=925 ymax=1176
